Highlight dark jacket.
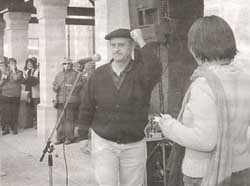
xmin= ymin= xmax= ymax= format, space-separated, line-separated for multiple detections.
xmin=1 ymin=68 xmax=23 ymax=97
xmin=78 ymin=42 xmax=162 ymax=143
xmin=24 ymin=68 xmax=40 ymax=98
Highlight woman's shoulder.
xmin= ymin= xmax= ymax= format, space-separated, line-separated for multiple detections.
xmin=192 ymin=77 xmax=209 ymax=89
xmin=191 ymin=77 xmax=215 ymax=100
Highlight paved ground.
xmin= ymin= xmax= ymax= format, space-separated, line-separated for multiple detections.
xmin=0 ymin=128 xmax=97 ymax=186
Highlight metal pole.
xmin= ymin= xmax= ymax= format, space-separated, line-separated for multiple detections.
xmin=162 ymin=143 xmax=167 ymax=186
xmin=47 ymin=143 xmax=54 ymax=186
xmin=48 ymin=153 xmax=53 ymax=186
xmin=67 ymin=25 xmax=71 ymax=58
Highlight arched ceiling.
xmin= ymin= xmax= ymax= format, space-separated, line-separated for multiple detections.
xmin=0 ymin=0 xmax=35 ymax=13
xmin=0 ymin=0 xmax=95 ymax=25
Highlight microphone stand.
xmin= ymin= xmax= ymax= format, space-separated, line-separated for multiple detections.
xmin=39 ymin=68 xmax=86 ymax=186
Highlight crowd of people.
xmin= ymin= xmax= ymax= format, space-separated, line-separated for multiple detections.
xmin=0 ymin=55 xmax=91 ymax=139
xmin=0 ymin=57 xmax=40 ymax=135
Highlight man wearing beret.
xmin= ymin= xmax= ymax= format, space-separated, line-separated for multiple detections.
xmin=78 ymin=28 xmax=162 ymax=186
xmin=53 ymin=58 xmax=83 ymax=145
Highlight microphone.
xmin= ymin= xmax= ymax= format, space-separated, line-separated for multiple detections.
xmin=75 ymin=54 xmax=101 ymax=64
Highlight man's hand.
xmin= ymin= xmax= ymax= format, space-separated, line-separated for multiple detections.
xmin=130 ymin=29 xmax=146 ymax=48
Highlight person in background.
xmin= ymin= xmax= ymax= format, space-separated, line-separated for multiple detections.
xmin=31 ymin=57 xmax=40 ymax=129
xmin=77 ymin=28 xmax=162 ymax=186
xmin=53 ymin=58 xmax=83 ymax=145
xmin=73 ymin=60 xmax=93 ymax=150
xmin=158 ymin=15 xmax=250 ymax=186
xmin=0 ymin=59 xmax=8 ymax=133
xmin=23 ymin=57 xmax=40 ymax=129
xmin=1 ymin=58 xmax=23 ymax=135
xmin=72 ymin=59 xmax=89 ymax=128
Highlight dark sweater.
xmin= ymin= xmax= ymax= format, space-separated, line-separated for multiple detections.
xmin=78 ymin=42 xmax=162 ymax=143
xmin=1 ymin=69 xmax=23 ymax=97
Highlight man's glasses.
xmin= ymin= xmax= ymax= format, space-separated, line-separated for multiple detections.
xmin=63 ymin=63 xmax=71 ymax=65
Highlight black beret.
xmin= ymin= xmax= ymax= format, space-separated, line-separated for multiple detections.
xmin=105 ymin=28 xmax=132 ymax=40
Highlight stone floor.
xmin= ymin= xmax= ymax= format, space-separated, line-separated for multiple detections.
xmin=0 ymin=128 xmax=97 ymax=186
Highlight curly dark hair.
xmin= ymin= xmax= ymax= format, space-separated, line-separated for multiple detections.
xmin=24 ymin=58 xmax=37 ymax=71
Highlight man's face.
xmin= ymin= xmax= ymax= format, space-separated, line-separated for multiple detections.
xmin=62 ymin=62 xmax=72 ymax=71
xmin=73 ymin=63 xmax=81 ymax=71
xmin=9 ymin=61 xmax=16 ymax=69
xmin=110 ymin=38 xmax=133 ymax=63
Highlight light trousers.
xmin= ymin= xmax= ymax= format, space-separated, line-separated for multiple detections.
xmin=91 ymin=130 xmax=147 ymax=186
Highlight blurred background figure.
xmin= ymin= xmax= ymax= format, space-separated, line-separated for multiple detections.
xmin=30 ymin=57 xmax=40 ymax=129
xmin=1 ymin=58 xmax=23 ymax=135
xmin=19 ymin=57 xmax=40 ymax=129
xmin=0 ymin=58 xmax=8 ymax=133
xmin=73 ymin=59 xmax=93 ymax=149
xmin=53 ymin=57 xmax=83 ymax=145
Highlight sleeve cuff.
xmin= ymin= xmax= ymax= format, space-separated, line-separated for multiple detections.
xmin=158 ymin=117 xmax=178 ymax=138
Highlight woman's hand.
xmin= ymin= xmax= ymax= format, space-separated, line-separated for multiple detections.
xmin=159 ymin=114 xmax=172 ymax=125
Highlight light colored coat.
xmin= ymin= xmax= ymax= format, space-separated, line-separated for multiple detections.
xmin=160 ymin=63 xmax=250 ymax=178
xmin=53 ymin=69 xmax=82 ymax=104
xmin=31 ymin=69 xmax=40 ymax=98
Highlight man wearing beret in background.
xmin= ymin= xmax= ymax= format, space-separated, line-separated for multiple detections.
xmin=77 ymin=28 xmax=162 ymax=186
xmin=53 ymin=58 xmax=83 ymax=145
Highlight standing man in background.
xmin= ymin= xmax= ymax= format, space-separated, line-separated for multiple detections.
xmin=78 ymin=28 xmax=162 ymax=186
xmin=53 ymin=58 xmax=83 ymax=145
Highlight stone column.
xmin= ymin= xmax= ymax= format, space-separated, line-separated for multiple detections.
xmin=0 ymin=16 xmax=5 ymax=60
xmin=95 ymin=0 xmax=130 ymax=67
xmin=34 ymin=0 xmax=69 ymax=139
xmin=223 ymin=0 xmax=250 ymax=59
xmin=3 ymin=12 xmax=30 ymax=68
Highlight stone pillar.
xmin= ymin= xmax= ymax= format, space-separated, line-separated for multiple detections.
xmin=224 ymin=0 xmax=250 ymax=60
xmin=229 ymin=1 xmax=250 ymax=74
xmin=3 ymin=12 xmax=30 ymax=68
xmin=95 ymin=0 xmax=130 ymax=67
xmin=34 ymin=0 xmax=69 ymax=139
xmin=0 ymin=16 xmax=5 ymax=60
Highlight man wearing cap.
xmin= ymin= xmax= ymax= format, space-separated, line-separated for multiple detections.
xmin=52 ymin=58 xmax=83 ymax=145
xmin=78 ymin=28 xmax=162 ymax=186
